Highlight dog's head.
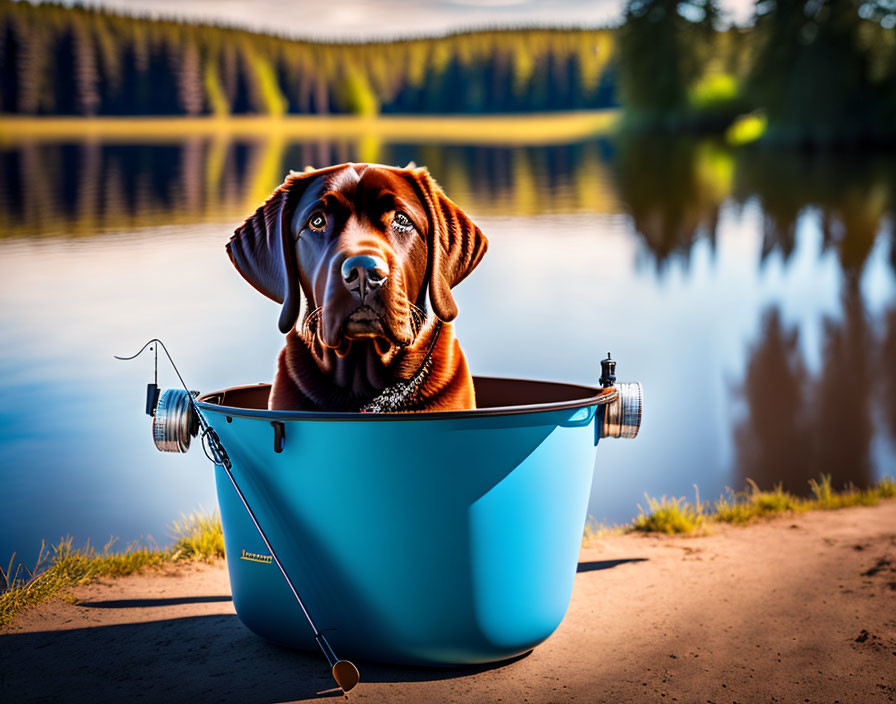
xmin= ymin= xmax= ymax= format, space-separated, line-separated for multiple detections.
xmin=227 ymin=163 xmax=487 ymax=355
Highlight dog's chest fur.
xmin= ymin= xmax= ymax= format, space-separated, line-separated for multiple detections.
xmin=269 ymin=321 xmax=473 ymax=412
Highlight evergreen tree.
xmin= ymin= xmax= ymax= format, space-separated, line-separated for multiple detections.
xmin=747 ymin=0 xmax=884 ymax=145
xmin=176 ymin=40 xmax=204 ymax=115
xmin=616 ymin=0 xmax=719 ymax=128
xmin=73 ymin=20 xmax=99 ymax=115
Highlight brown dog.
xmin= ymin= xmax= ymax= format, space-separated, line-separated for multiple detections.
xmin=226 ymin=163 xmax=488 ymax=412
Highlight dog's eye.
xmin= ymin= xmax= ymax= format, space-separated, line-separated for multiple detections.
xmin=308 ymin=211 xmax=327 ymax=231
xmin=392 ymin=212 xmax=414 ymax=233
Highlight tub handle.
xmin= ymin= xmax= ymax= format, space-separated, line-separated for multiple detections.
xmin=271 ymin=421 xmax=286 ymax=453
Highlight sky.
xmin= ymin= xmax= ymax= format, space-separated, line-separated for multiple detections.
xmin=49 ymin=0 xmax=758 ymax=40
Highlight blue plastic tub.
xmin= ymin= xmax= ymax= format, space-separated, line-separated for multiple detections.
xmin=196 ymin=377 xmax=620 ymax=666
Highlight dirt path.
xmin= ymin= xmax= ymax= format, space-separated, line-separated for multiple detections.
xmin=2 ymin=502 xmax=895 ymax=703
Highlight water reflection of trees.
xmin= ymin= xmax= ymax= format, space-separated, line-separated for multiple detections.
xmin=5 ymin=137 xmax=896 ymax=277
xmin=722 ymin=150 xmax=896 ymax=493
xmin=0 ymin=140 xmax=268 ymax=237
xmin=610 ymin=141 xmax=896 ymax=275
xmin=814 ymin=286 xmax=875 ymax=488
xmin=883 ymin=307 xmax=896 ymax=448
xmin=0 ymin=138 xmax=621 ymax=237
xmin=732 ymin=150 xmax=893 ymax=277
xmin=734 ymin=308 xmax=814 ymax=492
xmin=612 ymin=140 xmax=896 ymax=491
xmin=612 ymin=135 xmax=728 ymax=267
xmin=734 ymin=284 xmax=894 ymax=494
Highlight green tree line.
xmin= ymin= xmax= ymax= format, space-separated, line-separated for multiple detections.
xmin=0 ymin=1 xmax=616 ymax=116
xmin=4 ymin=0 xmax=895 ymax=146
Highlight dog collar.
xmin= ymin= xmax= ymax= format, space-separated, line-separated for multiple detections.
xmin=360 ymin=321 xmax=442 ymax=413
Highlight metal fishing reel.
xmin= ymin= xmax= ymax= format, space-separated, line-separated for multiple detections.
xmin=599 ymin=354 xmax=642 ymax=440
xmin=150 ymin=387 xmax=199 ymax=452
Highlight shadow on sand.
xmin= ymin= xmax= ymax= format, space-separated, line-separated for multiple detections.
xmin=0 ymin=612 xmax=527 ymax=702
xmin=576 ymin=558 xmax=648 ymax=573
xmin=77 ymin=595 xmax=234 ymax=609
xmin=0 ymin=558 xmax=646 ymax=702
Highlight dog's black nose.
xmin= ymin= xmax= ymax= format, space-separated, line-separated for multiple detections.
xmin=341 ymin=255 xmax=389 ymax=302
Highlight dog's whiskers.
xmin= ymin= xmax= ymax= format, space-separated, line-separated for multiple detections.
xmin=301 ymin=303 xmax=426 ymax=354
xmin=407 ymin=304 xmax=427 ymax=338
xmin=300 ymin=307 xmax=324 ymax=341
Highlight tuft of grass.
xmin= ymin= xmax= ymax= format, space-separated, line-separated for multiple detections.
xmin=582 ymin=517 xmax=624 ymax=545
xmin=628 ymin=475 xmax=896 ymax=536
xmin=713 ymin=479 xmax=803 ymax=524
xmin=0 ymin=511 xmax=223 ymax=627
xmin=631 ymin=491 xmax=706 ymax=535
xmin=877 ymin=476 xmax=896 ymax=499
xmin=808 ymin=475 xmax=879 ymax=510
xmin=170 ymin=511 xmax=225 ymax=561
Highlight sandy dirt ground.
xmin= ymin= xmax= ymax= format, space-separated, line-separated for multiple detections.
xmin=2 ymin=501 xmax=895 ymax=703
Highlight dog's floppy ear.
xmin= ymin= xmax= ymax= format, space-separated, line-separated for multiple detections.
xmin=403 ymin=166 xmax=488 ymax=322
xmin=226 ymin=171 xmax=317 ymax=334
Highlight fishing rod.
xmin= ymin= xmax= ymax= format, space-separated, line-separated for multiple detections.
xmin=116 ymin=339 xmax=360 ymax=694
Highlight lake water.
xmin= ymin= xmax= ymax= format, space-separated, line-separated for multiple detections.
xmin=2 ymin=133 xmax=895 ymax=564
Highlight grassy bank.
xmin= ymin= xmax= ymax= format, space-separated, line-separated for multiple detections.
xmin=4 ymin=476 xmax=895 ymax=626
xmin=0 ymin=110 xmax=618 ymax=146
xmin=627 ymin=474 xmax=896 ymax=535
xmin=0 ymin=511 xmax=224 ymax=627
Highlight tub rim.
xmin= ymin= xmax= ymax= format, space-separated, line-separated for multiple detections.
xmin=196 ymin=376 xmax=618 ymax=422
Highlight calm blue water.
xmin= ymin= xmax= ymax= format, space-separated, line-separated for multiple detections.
xmin=2 ymin=137 xmax=895 ymax=564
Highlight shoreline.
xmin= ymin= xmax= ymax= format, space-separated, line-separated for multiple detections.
xmin=3 ymin=476 xmax=893 ymax=628
xmin=0 ymin=110 xmax=618 ymax=145
xmin=2 ymin=501 xmax=894 ymax=702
